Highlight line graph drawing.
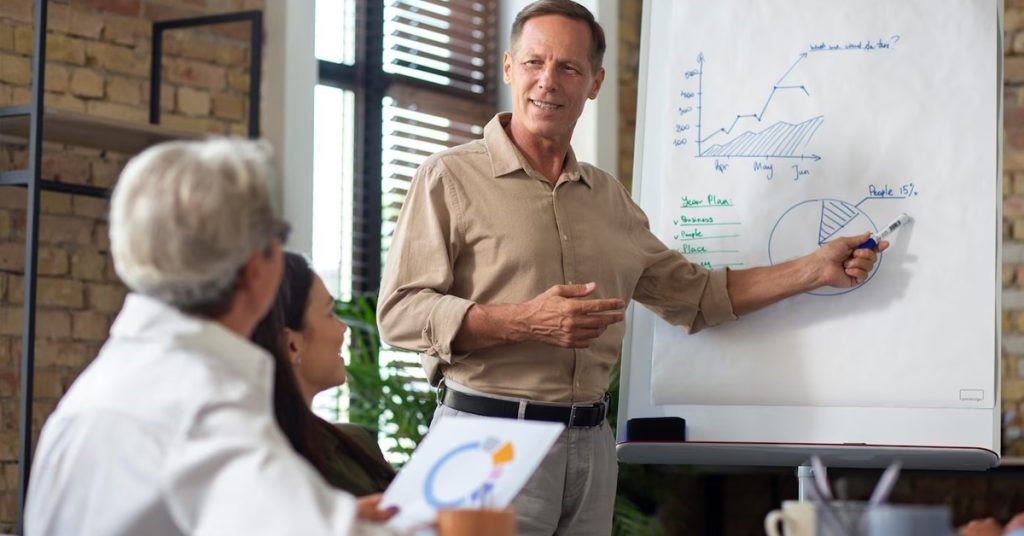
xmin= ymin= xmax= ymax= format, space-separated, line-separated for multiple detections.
xmin=701 ymin=116 xmax=824 ymax=159
xmin=696 ymin=52 xmax=824 ymax=161
xmin=684 ymin=36 xmax=899 ymax=162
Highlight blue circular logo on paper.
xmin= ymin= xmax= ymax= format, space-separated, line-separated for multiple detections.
xmin=423 ymin=437 xmax=514 ymax=508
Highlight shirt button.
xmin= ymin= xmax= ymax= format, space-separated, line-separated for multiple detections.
xmin=562 ymin=234 xmax=568 ymax=241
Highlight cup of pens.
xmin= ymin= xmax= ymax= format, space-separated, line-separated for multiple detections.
xmin=437 ymin=507 xmax=516 ymax=536
xmin=790 ymin=456 xmax=954 ymax=536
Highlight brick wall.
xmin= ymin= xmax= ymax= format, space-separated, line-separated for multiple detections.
xmin=1002 ymin=0 xmax=1024 ymax=459
xmin=0 ymin=0 xmax=262 ymax=530
xmin=614 ymin=1 xmax=1024 ymax=533
xmin=617 ymin=1 xmax=640 ymax=193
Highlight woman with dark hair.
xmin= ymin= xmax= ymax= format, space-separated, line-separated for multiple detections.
xmin=252 ymin=251 xmax=396 ymax=496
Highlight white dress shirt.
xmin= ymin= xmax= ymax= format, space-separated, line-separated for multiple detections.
xmin=25 ymin=294 xmax=363 ymax=536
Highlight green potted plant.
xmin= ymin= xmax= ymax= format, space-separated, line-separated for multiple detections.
xmin=335 ymin=292 xmax=436 ymax=465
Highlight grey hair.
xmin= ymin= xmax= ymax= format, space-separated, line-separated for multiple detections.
xmin=510 ymin=0 xmax=606 ymax=70
xmin=109 ymin=138 xmax=283 ymax=317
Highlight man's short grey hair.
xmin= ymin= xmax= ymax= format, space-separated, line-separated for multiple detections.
xmin=511 ymin=0 xmax=606 ymax=70
xmin=110 ymin=138 xmax=284 ymax=317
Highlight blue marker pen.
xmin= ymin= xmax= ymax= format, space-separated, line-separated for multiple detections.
xmin=858 ymin=213 xmax=911 ymax=249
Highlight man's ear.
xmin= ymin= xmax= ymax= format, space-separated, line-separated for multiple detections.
xmin=237 ymin=249 xmax=270 ymax=292
xmin=235 ymin=244 xmax=283 ymax=325
xmin=502 ymin=50 xmax=512 ymax=85
xmin=588 ymin=66 xmax=606 ymax=100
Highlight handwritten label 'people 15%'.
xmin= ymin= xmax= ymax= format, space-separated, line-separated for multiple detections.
xmin=867 ymin=182 xmax=919 ymax=198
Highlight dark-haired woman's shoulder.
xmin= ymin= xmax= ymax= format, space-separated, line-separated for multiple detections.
xmin=316 ymin=421 xmax=393 ymax=496
xmin=334 ymin=423 xmax=387 ymax=461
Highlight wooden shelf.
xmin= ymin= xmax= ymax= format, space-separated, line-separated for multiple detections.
xmin=0 ymin=107 xmax=201 ymax=155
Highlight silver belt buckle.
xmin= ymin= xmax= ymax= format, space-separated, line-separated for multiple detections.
xmin=568 ymin=404 xmax=579 ymax=427
xmin=435 ymin=380 xmax=446 ymax=407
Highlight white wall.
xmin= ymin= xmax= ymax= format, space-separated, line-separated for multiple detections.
xmin=497 ymin=0 xmax=619 ymax=175
xmin=263 ymin=0 xmax=316 ymax=257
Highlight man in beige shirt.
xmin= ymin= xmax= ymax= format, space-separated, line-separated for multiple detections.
xmin=378 ymin=1 xmax=885 ymax=534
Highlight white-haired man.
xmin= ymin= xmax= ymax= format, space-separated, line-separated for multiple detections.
xmin=25 ymin=139 xmax=394 ymax=535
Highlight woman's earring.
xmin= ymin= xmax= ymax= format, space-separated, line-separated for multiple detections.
xmin=294 ymin=357 xmax=302 ymax=366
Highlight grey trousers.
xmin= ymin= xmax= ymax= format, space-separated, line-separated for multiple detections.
xmin=431 ymin=399 xmax=617 ymax=535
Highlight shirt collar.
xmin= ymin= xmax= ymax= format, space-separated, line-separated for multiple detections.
xmin=483 ymin=112 xmax=589 ymax=187
xmin=110 ymin=293 xmax=273 ymax=386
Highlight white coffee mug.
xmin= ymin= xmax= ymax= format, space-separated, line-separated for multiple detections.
xmin=765 ymin=500 xmax=816 ymax=536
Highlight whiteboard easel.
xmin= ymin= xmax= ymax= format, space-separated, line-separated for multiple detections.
xmin=615 ymin=0 xmax=1002 ymax=471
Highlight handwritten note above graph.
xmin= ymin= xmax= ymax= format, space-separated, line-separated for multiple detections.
xmin=648 ymin=0 xmax=997 ymax=410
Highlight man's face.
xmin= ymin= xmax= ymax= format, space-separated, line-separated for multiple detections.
xmin=254 ymin=241 xmax=285 ymax=322
xmin=504 ymin=15 xmax=605 ymax=143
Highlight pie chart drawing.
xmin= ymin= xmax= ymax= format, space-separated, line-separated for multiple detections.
xmin=768 ymin=199 xmax=881 ymax=296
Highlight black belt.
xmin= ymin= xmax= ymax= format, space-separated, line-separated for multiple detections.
xmin=439 ymin=385 xmax=608 ymax=428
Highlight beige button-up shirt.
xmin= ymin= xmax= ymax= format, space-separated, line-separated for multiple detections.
xmin=378 ymin=113 xmax=735 ymax=403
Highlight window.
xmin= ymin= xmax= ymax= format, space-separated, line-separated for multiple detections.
xmin=383 ymin=1 xmax=492 ymax=93
xmin=312 ymin=0 xmax=499 ymax=455
xmin=312 ymin=85 xmax=356 ymax=302
xmin=316 ymin=0 xmax=357 ymax=66
xmin=380 ymin=90 xmax=490 ymax=260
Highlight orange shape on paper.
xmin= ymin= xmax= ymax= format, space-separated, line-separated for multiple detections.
xmin=492 ymin=442 xmax=514 ymax=465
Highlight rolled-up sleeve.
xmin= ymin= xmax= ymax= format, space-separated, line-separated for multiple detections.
xmin=627 ymin=198 xmax=736 ymax=333
xmin=377 ymin=158 xmax=474 ymax=365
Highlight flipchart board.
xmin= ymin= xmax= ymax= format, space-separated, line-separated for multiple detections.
xmin=616 ymin=0 xmax=1002 ymax=469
